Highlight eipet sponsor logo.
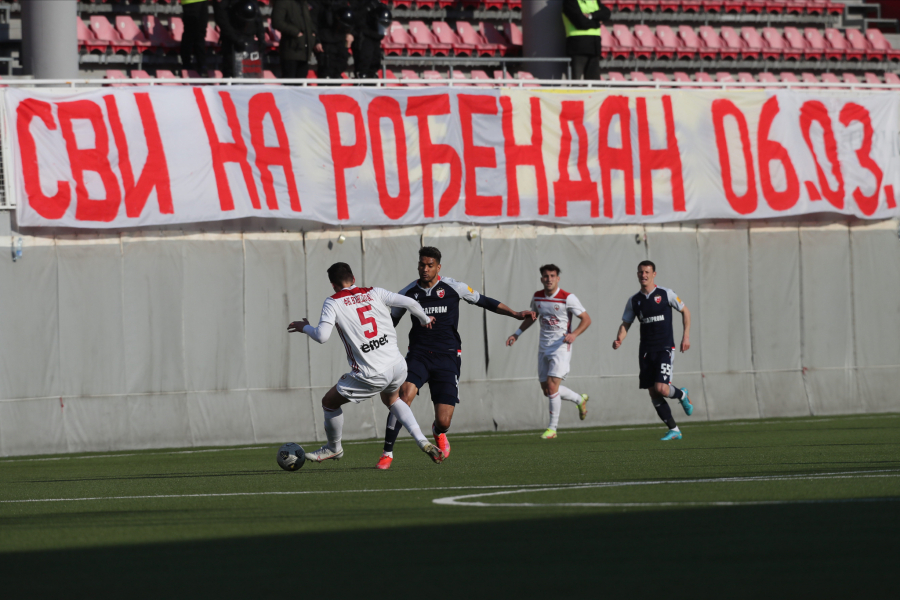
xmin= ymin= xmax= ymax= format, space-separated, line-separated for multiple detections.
xmin=360 ymin=334 xmax=389 ymax=353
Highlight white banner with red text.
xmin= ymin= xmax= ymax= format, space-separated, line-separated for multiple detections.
xmin=4 ymin=86 xmax=899 ymax=228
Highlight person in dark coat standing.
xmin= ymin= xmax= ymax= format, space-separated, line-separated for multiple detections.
xmin=180 ymin=0 xmax=209 ymax=75
xmin=214 ymin=0 xmax=267 ymax=77
xmin=350 ymin=0 xmax=390 ymax=80
xmin=314 ymin=0 xmax=355 ymax=79
xmin=561 ymin=0 xmax=611 ymax=80
xmin=272 ymin=0 xmax=320 ymax=79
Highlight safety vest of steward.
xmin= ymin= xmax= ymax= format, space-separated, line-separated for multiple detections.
xmin=562 ymin=0 xmax=602 ymax=38
xmin=181 ymin=0 xmax=207 ymax=5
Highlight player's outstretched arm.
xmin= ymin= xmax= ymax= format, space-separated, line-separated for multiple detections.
xmin=679 ymin=306 xmax=691 ymax=352
xmin=612 ymin=322 xmax=630 ymax=350
xmin=288 ymin=318 xmax=334 ymax=344
xmin=381 ymin=290 xmax=435 ymax=328
xmin=564 ymin=312 xmax=591 ymax=345
xmin=506 ymin=314 xmax=536 ymax=346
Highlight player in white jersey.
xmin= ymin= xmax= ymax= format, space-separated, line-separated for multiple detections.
xmin=288 ymin=262 xmax=444 ymax=464
xmin=506 ymin=264 xmax=592 ymax=439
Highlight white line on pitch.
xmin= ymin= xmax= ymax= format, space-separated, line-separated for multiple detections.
xmin=1 ymin=468 xmax=898 ymax=505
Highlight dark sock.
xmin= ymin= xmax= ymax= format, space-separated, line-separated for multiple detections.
xmin=669 ymin=385 xmax=684 ymax=400
xmin=652 ymin=398 xmax=677 ymax=430
xmin=383 ymin=412 xmax=403 ymax=452
xmin=432 ymin=421 xmax=449 ymax=435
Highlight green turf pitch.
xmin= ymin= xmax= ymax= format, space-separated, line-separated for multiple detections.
xmin=1 ymin=414 xmax=898 ymax=599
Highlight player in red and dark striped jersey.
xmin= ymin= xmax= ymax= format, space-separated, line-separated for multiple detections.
xmin=507 ymin=264 xmax=592 ymax=439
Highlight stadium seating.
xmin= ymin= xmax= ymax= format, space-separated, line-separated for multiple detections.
xmin=456 ymin=21 xmax=499 ymax=57
xmin=115 ymin=17 xmax=151 ymax=53
xmin=432 ymin=22 xmax=476 ymax=56
xmin=409 ymin=20 xmax=451 ymax=55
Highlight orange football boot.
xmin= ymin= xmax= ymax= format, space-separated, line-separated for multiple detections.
xmin=376 ymin=453 xmax=393 ymax=470
xmin=434 ymin=432 xmax=451 ymax=459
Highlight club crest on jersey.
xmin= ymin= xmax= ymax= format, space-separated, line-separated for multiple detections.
xmin=554 ymin=305 xmax=560 ymax=311
xmin=437 ymin=288 xmax=445 ymax=298
xmin=654 ymin=296 xmax=662 ymax=304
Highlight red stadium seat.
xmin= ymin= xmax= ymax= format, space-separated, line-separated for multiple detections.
xmin=384 ymin=22 xmax=426 ymax=56
xmin=824 ymin=28 xmax=854 ymax=61
xmin=715 ymin=71 xmax=736 ymax=83
xmin=115 ymin=17 xmax=151 ymax=53
xmin=630 ymin=71 xmax=651 ymax=82
xmin=779 ymin=72 xmax=800 ymax=85
xmin=699 ymin=26 xmax=733 ymax=59
xmin=820 ymin=72 xmax=841 ymax=89
xmin=432 ymin=21 xmax=476 ymax=56
xmin=205 ymin=22 xmax=220 ymax=49
xmin=758 ymin=72 xmax=779 ymax=86
xmin=694 ymin=72 xmax=714 ymax=83
xmin=613 ymin=24 xmax=652 ymax=59
xmin=865 ymin=29 xmax=900 ymax=62
xmin=885 ymin=72 xmax=900 ymax=85
xmin=104 ymin=69 xmax=130 ymax=87
xmin=656 ymin=25 xmax=694 ymax=59
xmin=480 ymin=22 xmax=511 ymax=56
xmin=785 ymin=2 xmax=809 ymax=16
xmin=702 ymin=1 xmax=724 ymax=13
xmin=90 ymin=16 xmax=133 ymax=53
xmin=156 ymin=69 xmax=181 ymax=85
xmin=841 ymin=72 xmax=860 ymax=85
xmin=737 ymin=72 xmax=756 ymax=84
xmin=651 ymin=71 xmax=671 ymax=83
xmin=169 ymin=17 xmax=184 ymax=44
xmin=740 ymin=27 xmax=768 ymax=59
xmin=864 ymin=72 xmax=883 ymax=85
xmin=801 ymin=72 xmax=820 ymax=85
xmin=765 ymin=1 xmax=786 ymax=14
xmin=745 ymin=1 xmax=767 ymax=14
xmin=721 ymin=26 xmax=755 ymax=59
xmin=679 ymin=26 xmax=715 ymax=60
xmin=471 ymin=70 xmax=493 ymax=88
xmin=400 ymin=70 xmax=425 ymax=87
xmin=508 ymin=22 xmax=523 ymax=52
xmin=803 ymin=28 xmax=827 ymax=60
xmin=723 ymin=1 xmax=745 ymax=14
xmin=845 ymin=28 xmax=880 ymax=61
xmin=606 ymin=72 xmax=627 ymax=82
xmin=763 ymin=27 xmax=801 ymax=60
xmin=131 ymin=70 xmax=153 ymax=82
xmin=634 ymin=24 xmax=675 ymax=59
xmin=409 ymin=21 xmax=451 ymax=55
xmin=77 ymin=18 xmax=109 ymax=53
xmin=456 ymin=21 xmax=499 ymax=57
xmin=423 ymin=70 xmax=444 ymax=87
xmin=515 ymin=71 xmax=539 ymax=88
xmin=681 ymin=0 xmax=702 ymax=11
xmin=673 ymin=71 xmax=692 ymax=83
xmin=782 ymin=27 xmax=812 ymax=60
xmin=493 ymin=70 xmax=515 ymax=80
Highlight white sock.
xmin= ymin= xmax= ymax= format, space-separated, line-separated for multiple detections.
xmin=323 ymin=407 xmax=344 ymax=452
xmin=558 ymin=386 xmax=581 ymax=403
xmin=389 ymin=401 xmax=428 ymax=446
xmin=386 ymin=413 xmax=399 ymax=430
xmin=548 ymin=392 xmax=561 ymax=430
xmin=671 ymin=426 xmax=680 ymax=432
xmin=382 ymin=451 xmax=393 ymax=458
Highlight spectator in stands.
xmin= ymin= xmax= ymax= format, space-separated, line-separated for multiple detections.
xmin=181 ymin=0 xmax=209 ymax=75
xmin=350 ymin=1 xmax=391 ymax=79
xmin=215 ymin=0 xmax=267 ymax=77
xmin=562 ymin=0 xmax=611 ymax=80
xmin=273 ymin=0 xmax=320 ymax=79
xmin=314 ymin=0 xmax=355 ymax=78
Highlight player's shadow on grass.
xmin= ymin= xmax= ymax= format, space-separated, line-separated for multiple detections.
xmin=3 ymin=501 xmax=896 ymax=599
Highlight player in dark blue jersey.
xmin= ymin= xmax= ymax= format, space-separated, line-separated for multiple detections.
xmin=613 ymin=260 xmax=693 ymax=441
xmin=376 ymin=246 xmax=535 ymax=469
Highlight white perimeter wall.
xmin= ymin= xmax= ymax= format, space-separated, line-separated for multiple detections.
xmin=0 ymin=221 xmax=898 ymax=456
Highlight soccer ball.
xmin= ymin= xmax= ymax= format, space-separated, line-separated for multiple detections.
xmin=277 ymin=442 xmax=306 ymax=471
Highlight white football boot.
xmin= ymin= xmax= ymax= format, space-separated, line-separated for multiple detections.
xmin=305 ymin=445 xmax=344 ymax=463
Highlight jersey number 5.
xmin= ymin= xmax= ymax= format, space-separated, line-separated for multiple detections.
xmin=357 ymin=305 xmax=378 ymax=339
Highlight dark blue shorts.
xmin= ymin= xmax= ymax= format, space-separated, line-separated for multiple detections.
xmin=405 ymin=350 xmax=461 ymax=406
xmin=639 ymin=348 xmax=674 ymax=390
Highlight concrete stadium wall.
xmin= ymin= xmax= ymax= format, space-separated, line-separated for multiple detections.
xmin=0 ymin=220 xmax=898 ymax=456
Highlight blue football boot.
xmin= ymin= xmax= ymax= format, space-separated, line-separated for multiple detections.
xmin=660 ymin=430 xmax=683 ymax=441
xmin=679 ymin=388 xmax=693 ymax=416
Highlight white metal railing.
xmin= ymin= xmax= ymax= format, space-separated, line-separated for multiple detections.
xmin=2 ymin=78 xmax=900 ymax=90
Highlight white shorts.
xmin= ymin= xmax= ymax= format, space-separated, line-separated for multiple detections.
xmin=538 ymin=348 xmax=571 ymax=382
xmin=336 ymin=359 xmax=407 ymax=402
